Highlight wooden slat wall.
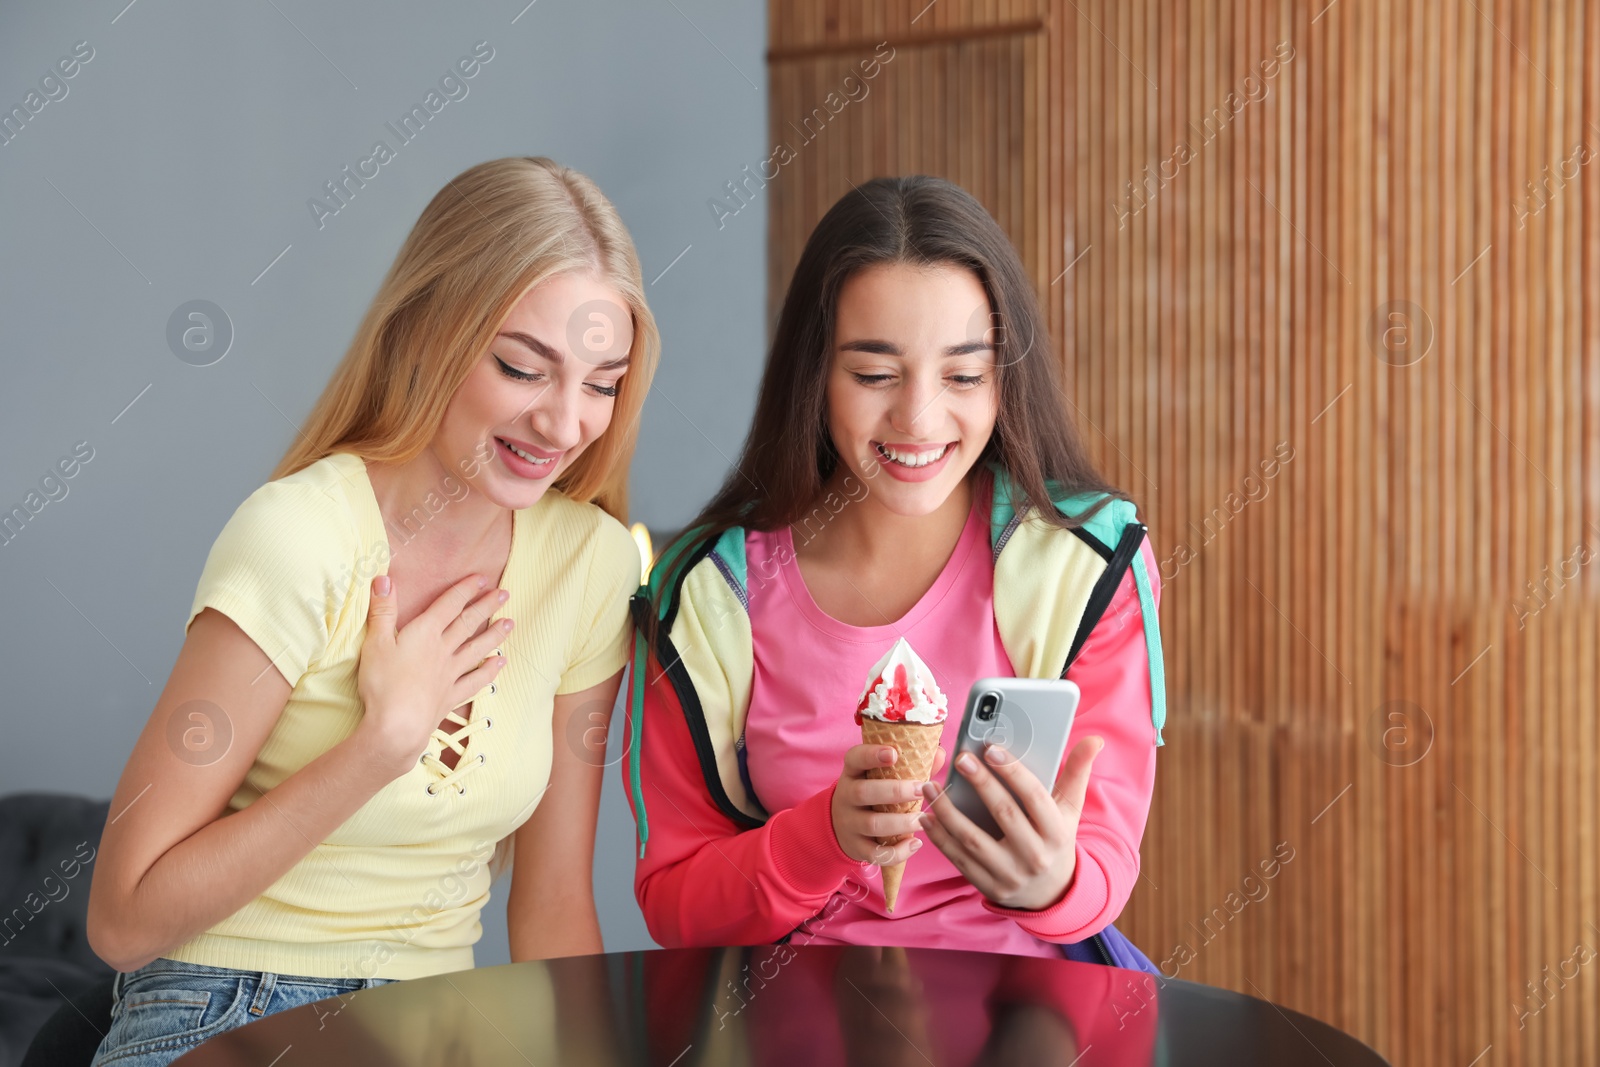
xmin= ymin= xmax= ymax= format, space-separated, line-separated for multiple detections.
xmin=767 ymin=2 xmax=1598 ymax=1064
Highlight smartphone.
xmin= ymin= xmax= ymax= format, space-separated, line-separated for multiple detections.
xmin=940 ymin=677 xmax=1081 ymax=839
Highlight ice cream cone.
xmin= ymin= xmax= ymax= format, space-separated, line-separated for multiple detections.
xmin=854 ymin=637 xmax=948 ymax=915
xmin=861 ymin=716 xmax=944 ymax=913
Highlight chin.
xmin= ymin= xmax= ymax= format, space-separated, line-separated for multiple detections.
xmin=480 ymin=460 xmax=563 ymax=509
xmin=853 ymin=467 xmax=961 ymax=516
xmin=876 ymin=496 xmax=947 ymax=519
xmin=879 ymin=480 xmax=964 ymax=515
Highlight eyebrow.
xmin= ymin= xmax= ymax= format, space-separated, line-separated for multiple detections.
xmin=496 ymin=330 xmax=631 ymax=371
xmin=837 ymin=338 xmax=994 ymax=357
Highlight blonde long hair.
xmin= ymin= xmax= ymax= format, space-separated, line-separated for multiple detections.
xmin=272 ymin=156 xmax=660 ymax=522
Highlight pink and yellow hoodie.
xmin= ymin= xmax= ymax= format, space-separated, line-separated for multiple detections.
xmin=621 ymin=462 xmax=1166 ymax=956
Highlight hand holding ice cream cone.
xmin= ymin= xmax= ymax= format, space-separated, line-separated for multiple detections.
xmin=830 ymin=743 xmax=947 ymax=864
xmin=829 ymin=638 xmax=950 ymax=910
xmin=854 ymin=638 xmax=949 ymax=913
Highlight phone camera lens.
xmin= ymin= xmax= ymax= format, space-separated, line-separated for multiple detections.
xmin=976 ymin=693 xmax=999 ymax=721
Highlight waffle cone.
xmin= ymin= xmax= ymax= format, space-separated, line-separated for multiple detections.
xmin=860 ymin=718 xmax=944 ymax=913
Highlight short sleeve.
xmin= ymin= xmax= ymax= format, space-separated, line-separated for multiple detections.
xmin=186 ymin=478 xmax=355 ymax=688
xmin=556 ymin=512 xmax=642 ymax=695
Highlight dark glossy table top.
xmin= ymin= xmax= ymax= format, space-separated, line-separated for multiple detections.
xmin=174 ymin=944 xmax=1389 ymax=1066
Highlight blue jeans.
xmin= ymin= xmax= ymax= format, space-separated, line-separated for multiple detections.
xmin=89 ymin=958 xmax=397 ymax=1067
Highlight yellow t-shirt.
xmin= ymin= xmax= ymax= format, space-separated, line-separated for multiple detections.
xmin=163 ymin=451 xmax=640 ymax=980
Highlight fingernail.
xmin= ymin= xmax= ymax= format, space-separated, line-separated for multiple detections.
xmin=879 ymin=748 xmax=895 ymax=764
xmin=958 ymin=752 xmax=979 ymax=773
xmin=918 ymin=813 xmax=933 ymax=830
xmin=921 ymin=782 xmax=937 ymax=802
xmin=985 ymin=746 xmax=1006 ymax=764
xmin=497 ymin=590 xmax=509 ymax=603
xmin=501 ymin=618 xmax=514 ymax=631
xmin=374 ymin=575 xmax=391 ymax=596
xmin=477 ymin=575 xmax=487 ymax=589
xmin=909 ymin=838 xmax=923 ymax=853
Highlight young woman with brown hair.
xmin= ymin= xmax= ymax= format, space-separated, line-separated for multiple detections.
xmin=624 ymin=175 xmax=1165 ymax=969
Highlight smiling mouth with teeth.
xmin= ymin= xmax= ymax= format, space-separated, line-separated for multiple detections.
xmin=874 ymin=441 xmax=953 ymax=468
xmin=500 ymin=438 xmax=555 ymax=464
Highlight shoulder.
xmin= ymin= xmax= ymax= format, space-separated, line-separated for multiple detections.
xmin=533 ymin=488 xmax=633 ymax=554
xmin=1052 ymin=494 xmax=1161 ymax=610
xmin=189 ymin=454 xmax=371 ymax=677
xmin=743 ymin=526 xmax=784 ymax=587
xmin=211 ymin=454 xmax=364 ymax=561
xmin=987 ymin=464 xmax=1137 ymax=548
xmin=644 ymin=522 xmax=715 ymax=598
xmin=535 ymin=489 xmax=641 ymax=591
xmin=1034 ymin=482 xmax=1151 ymax=570
xmin=993 ymin=472 xmax=1159 ymax=615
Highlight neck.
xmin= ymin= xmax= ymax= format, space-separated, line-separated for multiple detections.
xmin=800 ymin=466 xmax=979 ymax=570
xmin=367 ymin=446 xmax=508 ymax=562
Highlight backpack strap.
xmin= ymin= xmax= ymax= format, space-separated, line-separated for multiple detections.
xmin=1130 ymin=541 xmax=1166 ymax=745
xmin=1052 ymin=494 xmax=1167 ymax=747
xmin=626 ymin=600 xmax=652 ymax=857
xmin=626 ymin=524 xmax=717 ymax=859
xmin=626 ymin=525 xmax=761 ymax=859
xmin=1063 ymin=521 xmax=1146 ymax=670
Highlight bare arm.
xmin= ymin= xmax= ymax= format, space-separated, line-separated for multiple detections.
xmin=87 ymin=573 xmax=509 ymax=972
xmin=505 ymin=669 xmax=623 ymax=962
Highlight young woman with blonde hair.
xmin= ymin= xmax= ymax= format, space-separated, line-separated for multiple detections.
xmin=85 ymin=156 xmax=659 ymax=1066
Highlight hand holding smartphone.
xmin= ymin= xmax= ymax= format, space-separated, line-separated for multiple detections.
xmin=940 ymin=677 xmax=1080 ymax=839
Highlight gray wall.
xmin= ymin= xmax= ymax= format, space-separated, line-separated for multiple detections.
xmin=0 ymin=1 xmax=768 ymax=963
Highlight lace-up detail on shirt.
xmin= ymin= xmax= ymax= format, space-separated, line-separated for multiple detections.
xmin=420 ymin=707 xmax=493 ymax=796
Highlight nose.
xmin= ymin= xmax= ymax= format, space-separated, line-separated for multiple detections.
xmin=530 ymin=382 xmax=583 ymax=452
xmin=888 ymin=371 xmax=941 ymax=437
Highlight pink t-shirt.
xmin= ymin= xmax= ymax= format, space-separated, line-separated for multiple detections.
xmin=743 ymin=471 xmax=1065 ymax=957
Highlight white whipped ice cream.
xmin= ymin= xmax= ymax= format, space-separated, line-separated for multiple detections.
xmin=854 ymin=636 xmax=949 ymax=725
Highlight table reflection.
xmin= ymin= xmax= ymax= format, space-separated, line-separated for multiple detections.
xmin=176 ymin=944 xmax=1388 ymax=1067
xmin=700 ymin=944 xmax=1154 ymax=1066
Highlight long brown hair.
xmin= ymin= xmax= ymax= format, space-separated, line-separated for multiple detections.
xmin=648 ymin=174 xmax=1120 ymax=621
xmin=272 ymin=156 xmax=660 ymax=523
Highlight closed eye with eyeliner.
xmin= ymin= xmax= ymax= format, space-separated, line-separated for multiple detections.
xmin=493 ymin=353 xmax=620 ymax=397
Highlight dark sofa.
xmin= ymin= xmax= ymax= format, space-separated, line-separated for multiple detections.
xmin=0 ymin=793 xmax=115 ymax=1067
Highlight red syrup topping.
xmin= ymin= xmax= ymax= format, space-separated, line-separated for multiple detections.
xmin=855 ymin=662 xmax=917 ymax=725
